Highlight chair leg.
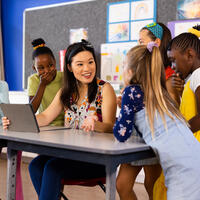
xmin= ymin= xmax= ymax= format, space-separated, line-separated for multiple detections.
xmin=98 ymin=181 xmax=106 ymax=193
xmin=60 ymin=184 xmax=69 ymax=200
xmin=60 ymin=192 xmax=69 ymax=200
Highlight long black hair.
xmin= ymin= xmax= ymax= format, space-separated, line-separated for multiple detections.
xmin=32 ymin=38 xmax=55 ymax=61
xmin=60 ymin=40 xmax=98 ymax=110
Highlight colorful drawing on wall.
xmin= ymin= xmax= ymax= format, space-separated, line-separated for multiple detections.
xmin=69 ymin=28 xmax=88 ymax=44
xmin=177 ymin=0 xmax=200 ymax=19
xmin=107 ymin=0 xmax=156 ymax=43
xmin=168 ymin=19 xmax=200 ymax=38
xmin=109 ymin=2 xmax=130 ymax=23
xmin=131 ymin=0 xmax=154 ymax=20
xmin=131 ymin=19 xmax=153 ymax=40
xmin=101 ymin=42 xmax=137 ymax=86
xmin=108 ymin=23 xmax=129 ymax=42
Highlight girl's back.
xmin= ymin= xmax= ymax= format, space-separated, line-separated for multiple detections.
xmin=135 ymin=107 xmax=200 ymax=199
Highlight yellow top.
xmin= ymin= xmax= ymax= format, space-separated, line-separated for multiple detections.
xmin=179 ymin=80 xmax=200 ymax=141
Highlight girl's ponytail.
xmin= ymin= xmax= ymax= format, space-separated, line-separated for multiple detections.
xmin=127 ymin=44 xmax=187 ymax=135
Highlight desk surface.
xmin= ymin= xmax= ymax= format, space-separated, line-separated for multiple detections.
xmin=0 ymin=128 xmax=150 ymax=155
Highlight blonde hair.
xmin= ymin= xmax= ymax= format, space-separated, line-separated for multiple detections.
xmin=126 ymin=45 xmax=187 ymax=134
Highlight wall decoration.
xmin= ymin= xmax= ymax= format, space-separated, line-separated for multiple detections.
xmin=101 ymin=42 xmax=137 ymax=85
xmin=131 ymin=19 xmax=153 ymax=40
xmin=107 ymin=0 xmax=156 ymax=43
xmin=108 ymin=23 xmax=129 ymax=42
xmin=69 ymin=28 xmax=88 ymax=44
xmin=59 ymin=49 xmax=67 ymax=71
xmin=131 ymin=0 xmax=154 ymax=20
xmin=168 ymin=19 xmax=200 ymax=38
xmin=177 ymin=0 xmax=200 ymax=19
xmin=109 ymin=2 xmax=130 ymax=23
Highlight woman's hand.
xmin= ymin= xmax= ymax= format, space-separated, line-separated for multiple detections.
xmin=2 ymin=117 xmax=10 ymax=130
xmin=81 ymin=113 xmax=98 ymax=132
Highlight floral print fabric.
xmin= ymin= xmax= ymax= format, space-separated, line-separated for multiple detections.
xmin=114 ymin=85 xmax=144 ymax=142
xmin=64 ymin=79 xmax=105 ymax=129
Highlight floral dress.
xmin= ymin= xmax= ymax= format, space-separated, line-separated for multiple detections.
xmin=114 ymin=85 xmax=200 ymax=200
xmin=64 ymin=79 xmax=105 ymax=129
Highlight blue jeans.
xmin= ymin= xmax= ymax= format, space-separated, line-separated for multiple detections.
xmin=29 ymin=155 xmax=105 ymax=200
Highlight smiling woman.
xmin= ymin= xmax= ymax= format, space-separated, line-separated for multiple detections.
xmin=1 ymin=39 xmax=117 ymax=200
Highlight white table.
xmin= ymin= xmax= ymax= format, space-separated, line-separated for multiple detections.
xmin=0 ymin=128 xmax=155 ymax=200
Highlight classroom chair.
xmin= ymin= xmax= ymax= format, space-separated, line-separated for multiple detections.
xmin=60 ymin=177 xmax=106 ymax=200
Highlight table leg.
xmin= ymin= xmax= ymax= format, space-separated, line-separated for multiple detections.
xmin=7 ymin=148 xmax=18 ymax=200
xmin=105 ymin=164 xmax=117 ymax=200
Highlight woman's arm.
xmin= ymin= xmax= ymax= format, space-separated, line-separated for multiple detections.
xmin=94 ymin=83 xmax=117 ymax=133
xmin=36 ymin=89 xmax=63 ymax=127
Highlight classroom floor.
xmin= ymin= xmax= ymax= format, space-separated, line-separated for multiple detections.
xmin=0 ymin=154 xmax=148 ymax=200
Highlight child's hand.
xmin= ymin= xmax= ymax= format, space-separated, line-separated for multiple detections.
xmin=2 ymin=117 xmax=10 ymax=130
xmin=116 ymin=88 xmax=125 ymax=108
xmin=171 ymin=73 xmax=185 ymax=95
xmin=117 ymin=96 xmax=122 ymax=108
xmin=81 ymin=113 xmax=98 ymax=132
xmin=40 ymin=68 xmax=57 ymax=85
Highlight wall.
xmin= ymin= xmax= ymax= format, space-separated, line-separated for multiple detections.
xmin=2 ymin=0 xmax=177 ymax=91
xmin=1 ymin=0 xmax=76 ymax=91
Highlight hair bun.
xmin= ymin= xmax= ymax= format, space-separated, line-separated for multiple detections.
xmin=32 ymin=38 xmax=46 ymax=50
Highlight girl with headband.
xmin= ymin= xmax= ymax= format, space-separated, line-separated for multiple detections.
xmin=116 ymin=22 xmax=179 ymax=200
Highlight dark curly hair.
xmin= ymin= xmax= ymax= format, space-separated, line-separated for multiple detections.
xmin=32 ymin=38 xmax=55 ymax=61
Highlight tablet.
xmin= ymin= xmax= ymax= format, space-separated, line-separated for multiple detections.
xmin=0 ymin=104 xmax=40 ymax=133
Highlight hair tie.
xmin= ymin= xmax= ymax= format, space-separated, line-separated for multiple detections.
xmin=188 ymin=26 xmax=200 ymax=38
xmin=145 ymin=22 xmax=163 ymax=40
xmin=147 ymin=41 xmax=159 ymax=52
xmin=33 ymin=43 xmax=45 ymax=50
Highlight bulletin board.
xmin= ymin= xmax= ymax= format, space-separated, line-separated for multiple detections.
xmin=23 ymin=0 xmax=122 ymax=88
xmin=23 ymin=0 xmax=178 ymax=89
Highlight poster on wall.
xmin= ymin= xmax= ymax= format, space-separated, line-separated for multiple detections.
xmin=109 ymin=2 xmax=129 ymax=23
xmin=131 ymin=19 xmax=153 ymax=40
xmin=168 ymin=19 xmax=200 ymax=38
xmin=131 ymin=0 xmax=154 ymax=20
xmin=177 ymin=0 xmax=200 ymax=19
xmin=69 ymin=28 xmax=88 ymax=44
xmin=101 ymin=42 xmax=137 ymax=91
xmin=108 ymin=23 xmax=129 ymax=42
xmin=107 ymin=0 xmax=156 ymax=43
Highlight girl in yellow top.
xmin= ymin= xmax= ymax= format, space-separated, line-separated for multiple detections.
xmin=154 ymin=32 xmax=200 ymax=200
xmin=168 ymin=32 xmax=200 ymax=140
